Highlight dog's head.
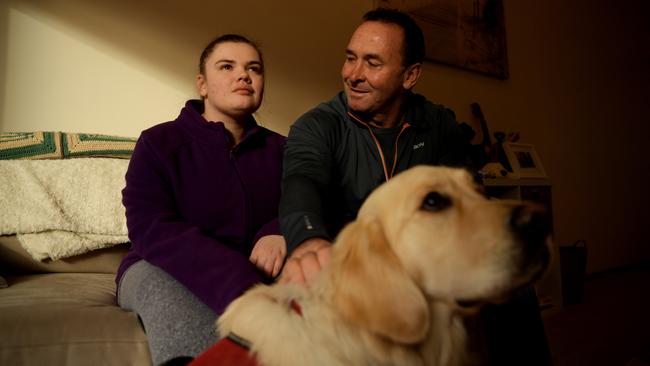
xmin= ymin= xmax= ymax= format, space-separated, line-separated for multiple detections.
xmin=331 ymin=166 xmax=552 ymax=344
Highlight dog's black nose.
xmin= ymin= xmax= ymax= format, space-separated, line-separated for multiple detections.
xmin=510 ymin=204 xmax=551 ymax=244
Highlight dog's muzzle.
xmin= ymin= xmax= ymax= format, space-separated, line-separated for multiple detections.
xmin=510 ymin=203 xmax=552 ymax=275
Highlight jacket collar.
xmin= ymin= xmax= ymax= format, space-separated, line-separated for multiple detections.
xmin=338 ymin=92 xmax=428 ymax=129
xmin=182 ymin=100 xmax=263 ymax=147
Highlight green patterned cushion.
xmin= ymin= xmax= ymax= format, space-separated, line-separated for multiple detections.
xmin=0 ymin=132 xmax=136 ymax=160
xmin=0 ymin=132 xmax=62 ymax=159
xmin=61 ymin=133 xmax=136 ymax=158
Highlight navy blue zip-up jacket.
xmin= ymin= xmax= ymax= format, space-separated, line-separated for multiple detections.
xmin=116 ymin=100 xmax=285 ymax=314
xmin=280 ymin=92 xmax=467 ymax=253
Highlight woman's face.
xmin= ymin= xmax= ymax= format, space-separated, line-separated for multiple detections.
xmin=197 ymin=41 xmax=264 ymax=123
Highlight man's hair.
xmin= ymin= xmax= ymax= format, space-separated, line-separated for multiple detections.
xmin=362 ymin=8 xmax=425 ymax=66
xmin=198 ymin=34 xmax=263 ymax=75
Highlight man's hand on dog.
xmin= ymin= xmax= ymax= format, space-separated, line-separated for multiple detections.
xmin=250 ymin=235 xmax=287 ymax=278
xmin=279 ymin=238 xmax=332 ymax=286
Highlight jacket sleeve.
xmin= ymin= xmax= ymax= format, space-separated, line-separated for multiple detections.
xmin=279 ymin=114 xmax=334 ymax=254
xmin=123 ymin=134 xmax=264 ymax=314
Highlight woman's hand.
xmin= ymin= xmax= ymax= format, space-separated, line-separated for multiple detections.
xmin=250 ymin=235 xmax=287 ymax=278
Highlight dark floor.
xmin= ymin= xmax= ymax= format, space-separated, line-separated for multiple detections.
xmin=542 ymin=265 xmax=650 ymax=366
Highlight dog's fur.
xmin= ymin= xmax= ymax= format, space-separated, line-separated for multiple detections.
xmin=219 ymin=166 xmax=552 ymax=366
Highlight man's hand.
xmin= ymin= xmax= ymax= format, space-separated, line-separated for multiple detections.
xmin=250 ymin=235 xmax=287 ymax=278
xmin=279 ymin=238 xmax=332 ymax=286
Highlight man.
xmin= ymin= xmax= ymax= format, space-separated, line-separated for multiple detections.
xmin=279 ymin=8 xmax=467 ymax=284
xmin=278 ymin=8 xmax=552 ymax=365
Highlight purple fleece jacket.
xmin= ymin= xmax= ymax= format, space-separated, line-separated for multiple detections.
xmin=116 ymin=100 xmax=286 ymax=314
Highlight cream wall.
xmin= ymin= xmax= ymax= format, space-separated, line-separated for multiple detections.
xmin=1 ymin=0 xmax=648 ymax=273
xmin=0 ymin=0 xmax=369 ymax=136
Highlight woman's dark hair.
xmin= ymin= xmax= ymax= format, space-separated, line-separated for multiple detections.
xmin=198 ymin=34 xmax=263 ymax=75
xmin=362 ymin=8 xmax=425 ymax=67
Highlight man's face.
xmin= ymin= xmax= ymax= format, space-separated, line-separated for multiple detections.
xmin=341 ymin=21 xmax=408 ymax=118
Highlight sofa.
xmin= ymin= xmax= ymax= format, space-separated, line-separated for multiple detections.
xmin=0 ymin=132 xmax=152 ymax=365
xmin=0 ymin=237 xmax=151 ymax=365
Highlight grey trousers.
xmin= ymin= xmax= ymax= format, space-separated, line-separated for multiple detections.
xmin=118 ymin=260 xmax=219 ymax=365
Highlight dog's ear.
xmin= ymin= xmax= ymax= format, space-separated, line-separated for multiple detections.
xmin=332 ymin=217 xmax=430 ymax=344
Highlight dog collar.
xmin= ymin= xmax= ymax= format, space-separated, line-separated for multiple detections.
xmin=289 ymin=299 xmax=303 ymax=316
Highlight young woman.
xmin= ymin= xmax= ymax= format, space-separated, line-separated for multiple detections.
xmin=115 ymin=34 xmax=286 ymax=365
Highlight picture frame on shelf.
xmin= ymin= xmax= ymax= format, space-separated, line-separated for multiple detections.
xmin=503 ymin=142 xmax=547 ymax=179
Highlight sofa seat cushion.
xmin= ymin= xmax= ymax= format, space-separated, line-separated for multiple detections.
xmin=0 ymin=273 xmax=150 ymax=366
xmin=0 ymin=235 xmax=128 ymax=275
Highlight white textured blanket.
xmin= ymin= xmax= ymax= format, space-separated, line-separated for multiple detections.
xmin=0 ymin=159 xmax=129 ymax=261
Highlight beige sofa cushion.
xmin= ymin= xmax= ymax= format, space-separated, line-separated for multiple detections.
xmin=0 ymin=273 xmax=150 ymax=366
xmin=0 ymin=235 xmax=128 ymax=275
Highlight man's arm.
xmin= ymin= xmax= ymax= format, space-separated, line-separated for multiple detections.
xmin=279 ymin=113 xmax=336 ymax=254
xmin=279 ymin=112 xmax=338 ymax=284
xmin=279 ymin=175 xmax=331 ymax=253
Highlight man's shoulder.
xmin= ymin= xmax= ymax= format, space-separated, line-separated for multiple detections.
xmin=292 ymin=92 xmax=349 ymax=132
xmin=406 ymin=93 xmax=457 ymax=127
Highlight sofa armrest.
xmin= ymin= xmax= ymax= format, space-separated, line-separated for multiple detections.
xmin=0 ymin=235 xmax=128 ymax=275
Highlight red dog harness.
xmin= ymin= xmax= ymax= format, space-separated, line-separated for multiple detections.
xmin=189 ymin=333 xmax=259 ymax=366
xmin=189 ymin=299 xmax=303 ymax=365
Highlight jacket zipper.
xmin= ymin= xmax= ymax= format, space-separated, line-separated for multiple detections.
xmin=348 ymin=112 xmax=411 ymax=181
xmin=229 ymin=147 xmax=252 ymax=246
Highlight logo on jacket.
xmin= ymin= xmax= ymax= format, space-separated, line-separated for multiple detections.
xmin=413 ymin=142 xmax=425 ymax=150
xmin=303 ymin=215 xmax=314 ymax=230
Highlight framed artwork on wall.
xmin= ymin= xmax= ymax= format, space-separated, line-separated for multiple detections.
xmin=375 ymin=0 xmax=509 ymax=79
xmin=503 ymin=142 xmax=547 ymax=179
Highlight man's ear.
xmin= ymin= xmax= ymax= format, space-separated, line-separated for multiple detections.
xmin=196 ymin=74 xmax=207 ymax=98
xmin=402 ymin=63 xmax=422 ymax=90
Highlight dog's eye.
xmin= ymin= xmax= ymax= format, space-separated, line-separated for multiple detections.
xmin=421 ymin=192 xmax=451 ymax=212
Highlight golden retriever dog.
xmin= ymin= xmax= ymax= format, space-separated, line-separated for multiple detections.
xmin=218 ymin=166 xmax=551 ymax=366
